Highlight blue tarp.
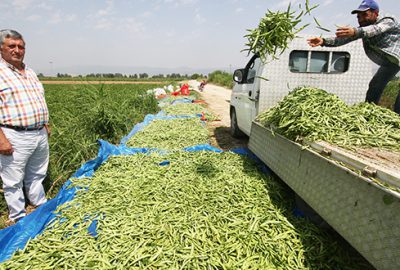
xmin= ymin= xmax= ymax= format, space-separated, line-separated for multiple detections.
xmin=0 ymin=140 xmax=152 ymax=262
xmin=0 ymin=110 xmax=271 ymax=263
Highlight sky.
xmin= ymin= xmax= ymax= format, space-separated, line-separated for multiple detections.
xmin=0 ymin=0 xmax=399 ymax=76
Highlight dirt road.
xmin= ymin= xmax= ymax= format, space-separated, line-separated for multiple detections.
xmin=188 ymin=80 xmax=248 ymax=150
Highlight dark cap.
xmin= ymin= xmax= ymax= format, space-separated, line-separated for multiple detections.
xmin=351 ymin=0 xmax=379 ymax=14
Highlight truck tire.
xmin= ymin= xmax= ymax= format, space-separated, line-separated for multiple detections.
xmin=230 ymin=108 xmax=245 ymax=138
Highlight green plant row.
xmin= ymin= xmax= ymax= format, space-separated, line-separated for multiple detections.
xmin=0 ymin=151 xmax=369 ymax=269
xmin=43 ymin=84 xmax=161 ymax=196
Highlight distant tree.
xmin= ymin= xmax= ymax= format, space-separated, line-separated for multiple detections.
xmin=152 ymin=74 xmax=164 ymax=79
xmin=37 ymin=73 xmax=44 ymax=78
xmin=190 ymin=73 xmax=201 ymax=79
xmin=139 ymin=73 xmax=149 ymax=79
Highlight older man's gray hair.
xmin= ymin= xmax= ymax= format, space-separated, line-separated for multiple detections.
xmin=0 ymin=29 xmax=24 ymax=45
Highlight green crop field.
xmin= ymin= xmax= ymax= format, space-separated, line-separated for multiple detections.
xmin=0 ymin=83 xmax=161 ymax=227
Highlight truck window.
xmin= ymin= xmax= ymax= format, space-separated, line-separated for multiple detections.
xmin=330 ymin=52 xmax=350 ymax=73
xmin=310 ymin=51 xmax=329 ymax=73
xmin=289 ymin=51 xmax=308 ymax=72
xmin=245 ymin=57 xmax=260 ymax=84
xmin=289 ymin=50 xmax=350 ymax=74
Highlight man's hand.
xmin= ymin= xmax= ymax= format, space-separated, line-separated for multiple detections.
xmin=336 ymin=27 xmax=356 ymax=38
xmin=44 ymin=124 xmax=51 ymax=137
xmin=0 ymin=137 xmax=13 ymax=155
xmin=307 ymin=37 xmax=323 ymax=47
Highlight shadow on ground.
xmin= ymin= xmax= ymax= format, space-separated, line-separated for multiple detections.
xmin=209 ymin=126 xmax=248 ymax=150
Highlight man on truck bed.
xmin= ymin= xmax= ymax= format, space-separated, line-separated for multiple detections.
xmin=307 ymin=0 xmax=400 ymax=114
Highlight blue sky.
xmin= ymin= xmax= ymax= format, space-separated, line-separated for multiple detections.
xmin=0 ymin=0 xmax=398 ymax=75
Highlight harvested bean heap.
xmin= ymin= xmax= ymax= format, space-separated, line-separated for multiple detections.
xmin=256 ymin=87 xmax=400 ymax=152
xmin=126 ymin=118 xmax=209 ymax=150
xmin=243 ymin=2 xmax=316 ymax=61
xmin=1 ymin=151 xmax=368 ymax=269
xmin=163 ymin=103 xmax=219 ymax=121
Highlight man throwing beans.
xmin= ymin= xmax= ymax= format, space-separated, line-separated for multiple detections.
xmin=0 ymin=29 xmax=50 ymax=225
xmin=307 ymin=0 xmax=400 ymax=114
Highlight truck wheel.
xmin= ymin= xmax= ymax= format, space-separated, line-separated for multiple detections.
xmin=230 ymin=109 xmax=245 ymax=138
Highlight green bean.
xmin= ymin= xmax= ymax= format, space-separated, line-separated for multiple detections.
xmin=126 ymin=118 xmax=209 ymax=150
xmin=1 ymin=151 xmax=368 ymax=269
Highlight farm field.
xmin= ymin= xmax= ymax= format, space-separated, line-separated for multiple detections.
xmin=0 ymin=92 xmax=373 ymax=269
xmin=0 ymin=83 xmax=162 ymax=228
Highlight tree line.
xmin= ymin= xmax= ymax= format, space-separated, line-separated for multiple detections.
xmin=37 ymin=73 xmax=207 ymax=80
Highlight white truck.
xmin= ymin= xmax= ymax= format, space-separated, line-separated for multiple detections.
xmin=230 ymin=37 xmax=400 ymax=270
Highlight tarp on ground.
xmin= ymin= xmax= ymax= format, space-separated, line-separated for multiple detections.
xmin=0 ymin=105 xmax=270 ymax=263
xmin=0 ymin=140 xmax=151 ymax=263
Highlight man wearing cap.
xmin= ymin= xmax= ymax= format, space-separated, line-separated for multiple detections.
xmin=307 ymin=0 xmax=400 ymax=114
xmin=0 ymin=29 xmax=50 ymax=225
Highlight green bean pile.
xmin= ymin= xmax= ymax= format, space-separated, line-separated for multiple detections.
xmin=1 ymin=152 xmax=368 ymax=269
xmin=126 ymin=118 xmax=209 ymax=150
xmin=243 ymin=2 xmax=315 ymax=61
xmin=256 ymin=87 xmax=400 ymax=152
xmin=163 ymin=103 xmax=219 ymax=121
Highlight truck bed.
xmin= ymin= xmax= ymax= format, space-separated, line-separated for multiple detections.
xmin=249 ymin=121 xmax=400 ymax=270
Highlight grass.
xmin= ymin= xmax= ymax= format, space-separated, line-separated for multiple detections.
xmin=0 ymin=83 xmax=161 ymax=227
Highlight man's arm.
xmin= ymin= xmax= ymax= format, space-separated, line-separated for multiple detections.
xmin=307 ymin=34 xmax=358 ymax=48
xmin=355 ymin=17 xmax=396 ymax=38
xmin=0 ymin=129 xmax=13 ymax=155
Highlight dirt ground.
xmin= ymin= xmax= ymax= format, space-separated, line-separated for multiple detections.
xmin=188 ymin=80 xmax=248 ymax=150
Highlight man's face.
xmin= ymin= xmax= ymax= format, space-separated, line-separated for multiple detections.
xmin=357 ymin=10 xmax=378 ymax=27
xmin=0 ymin=38 xmax=25 ymax=67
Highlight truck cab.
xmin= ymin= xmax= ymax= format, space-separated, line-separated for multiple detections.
xmin=230 ymin=37 xmax=372 ymax=137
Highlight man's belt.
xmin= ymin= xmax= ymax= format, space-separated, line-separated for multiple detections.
xmin=0 ymin=124 xmax=44 ymax=131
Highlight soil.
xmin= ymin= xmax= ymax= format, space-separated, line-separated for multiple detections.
xmin=187 ymin=80 xmax=248 ymax=150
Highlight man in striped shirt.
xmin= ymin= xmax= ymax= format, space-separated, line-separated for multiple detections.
xmin=307 ymin=0 xmax=400 ymax=114
xmin=0 ymin=29 xmax=50 ymax=225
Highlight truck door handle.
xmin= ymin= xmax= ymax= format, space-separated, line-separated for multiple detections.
xmin=248 ymin=91 xmax=252 ymax=97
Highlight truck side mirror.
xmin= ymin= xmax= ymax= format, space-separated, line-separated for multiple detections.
xmin=233 ymin=69 xmax=246 ymax=84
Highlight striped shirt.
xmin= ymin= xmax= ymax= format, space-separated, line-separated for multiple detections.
xmin=0 ymin=58 xmax=49 ymax=128
xmin=323 ymin=14 xmax=400 ymax=67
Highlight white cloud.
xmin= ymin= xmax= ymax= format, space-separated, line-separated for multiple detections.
xmin=235 ymin=7 xmax=244 ymax=13
xmin=162 ymin=0 xmax=198 ymax=7
xmin=26 ymin=14 xmax=42 ymax=22
xmin=322 ymin=0 xmax=334 ymax=7
xmin=194 ymin=13 xmax=206 ymax=25
xmin=92 ymin=16 xmax=145 ymax=33
xmin=95 ymin=0 xmax=115 ymax=18
xmin=49 ymin=13 xmax=62 ymax=24
xmin=66 ymin=14 xmax=78 ymax=22
xmin=48 ymin=12 xmax=77 ymax=24
xmin=11 ymin=0 xmax=35 ymax=11
xmin=37 ymin=2 xmax=53 ymax=11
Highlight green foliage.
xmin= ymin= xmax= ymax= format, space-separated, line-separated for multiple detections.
xmin=380 ymin=78 xmax=400 ymax=110
xmin=42 ymin=83 xmax=160 ymax=196
xmin=207 ymin=70 xmax=234 ymax=89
